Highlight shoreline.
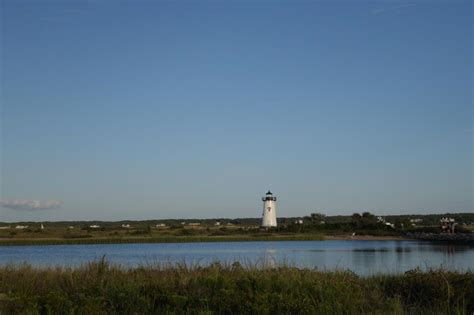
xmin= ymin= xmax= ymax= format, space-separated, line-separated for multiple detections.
xmin=325 ymin=235 xmax=409 ymax=241
xmin=0 ymin=234 xmax=412 ymax=246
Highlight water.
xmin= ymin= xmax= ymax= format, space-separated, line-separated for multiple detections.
xmin=1 ymin=240 xmax=473 ymax=275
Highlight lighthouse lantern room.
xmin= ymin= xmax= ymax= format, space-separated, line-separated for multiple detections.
xmin=261 ymin=191 xmax=277 ymax=227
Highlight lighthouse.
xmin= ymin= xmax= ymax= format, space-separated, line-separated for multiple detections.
xmin=261 ymin=191 xmax=277 ymax=227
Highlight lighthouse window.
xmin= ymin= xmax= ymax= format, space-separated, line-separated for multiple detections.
xmin=267 ymin=207 xmax=271 ymax=212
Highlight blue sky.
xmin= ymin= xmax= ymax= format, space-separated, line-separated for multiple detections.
xmin=1 ymin=0 xmax=472 ymax=221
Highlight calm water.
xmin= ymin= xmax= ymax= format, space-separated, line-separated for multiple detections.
xmin=1 ymin=240 xmax=473 ymax=275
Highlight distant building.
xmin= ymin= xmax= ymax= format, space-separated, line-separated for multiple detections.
xmin=440 ymin=218 xmax=456 ymax=233
xmin=294 ymin=219 xmax=304 ymax=225
xmin=155 ymin=223 xmax=166 ymax=228
xmin=385 ymin=222 xmax=395 ymax=228
xmin=121 ymin=224 xmax=131 ymax=228
xmin=89 ymin=225 xmax=100 ymax=229
xmin=377 ymin=216 xmax=394 ymax=228
xmin=15 ymin=225 xmax=29 ymax=229
xmin=214 ymin=221 xmax=221 ymax=226
xmin=0 ymin=226 xmax=11 ymax=230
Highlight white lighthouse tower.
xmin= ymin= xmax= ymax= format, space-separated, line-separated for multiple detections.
xmin=261 ymin=190 xmax=277 ymax=227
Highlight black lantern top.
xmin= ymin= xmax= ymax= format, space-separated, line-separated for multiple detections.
xmin=263 ymin=191 xmax=276 ymax=201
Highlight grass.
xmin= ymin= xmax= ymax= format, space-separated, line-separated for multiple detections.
xmin=0 ymin=233 xmax=325 ymax=246
xmin=0 ymin=259 xmax=472 ymax=314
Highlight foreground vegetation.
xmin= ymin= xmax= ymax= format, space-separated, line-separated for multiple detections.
xmin=0 ymin=260 xmax=472 ymax=314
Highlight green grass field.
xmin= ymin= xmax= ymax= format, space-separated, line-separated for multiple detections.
xmin=0 ymin=221 xmax=390 ymax=246
xmin=0 ymin=260 xmax=472 ymax=314
xmin=1 ymin=216 xmax=472 ymax=246
xmin=0 ymin=233 xmax=326 ymax=246
xmin=0 ymin=221 xmax=330 ymax=245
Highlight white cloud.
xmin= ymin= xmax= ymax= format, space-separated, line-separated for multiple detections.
xmin=0 ymin=199 xmax=63 ymax=211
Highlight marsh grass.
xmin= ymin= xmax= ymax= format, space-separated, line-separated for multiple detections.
xmin=0 ymin=259 xmax=472 ymax=314
xmin=0 ymin=233 xmax=325 ymax=246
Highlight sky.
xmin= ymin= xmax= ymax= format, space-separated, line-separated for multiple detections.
xmin=0 ymin=0 xmax=472 ymax=222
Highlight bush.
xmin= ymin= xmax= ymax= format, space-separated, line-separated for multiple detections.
xmin=130 ymin=229 xmax=150 ymax=235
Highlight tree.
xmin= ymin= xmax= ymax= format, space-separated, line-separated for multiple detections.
xmin=351 ymin=213 xmax=362 ymax=228
xmin=310 ymin=213 xmax=326 ymax=224
xmin=361 ymin=212 xmax=377 ymax=226
xmin=362 ymin=212 xmax=374 ymax=219
xmin=352 ymin=212 xmax=377 ymax=228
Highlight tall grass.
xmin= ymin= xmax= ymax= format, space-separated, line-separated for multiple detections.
xmin=0 ymin=260 xmax=472 ymax=314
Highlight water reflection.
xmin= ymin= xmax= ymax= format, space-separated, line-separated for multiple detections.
xmin=352 ymin=249 xmax=376 ymax=274
xmin=352 ymin=248 xmax=390 ymax=252
xmin=395 ymin=247 xmax=412 ymax=253
xmin=424 ymin=243 xmax=473 ymax=253
xmin=262 ymin=249 xmax=277 ymax=268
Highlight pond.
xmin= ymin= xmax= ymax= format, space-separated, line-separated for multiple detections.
xmin=1 ymin=240 xmax=473 ymax=275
